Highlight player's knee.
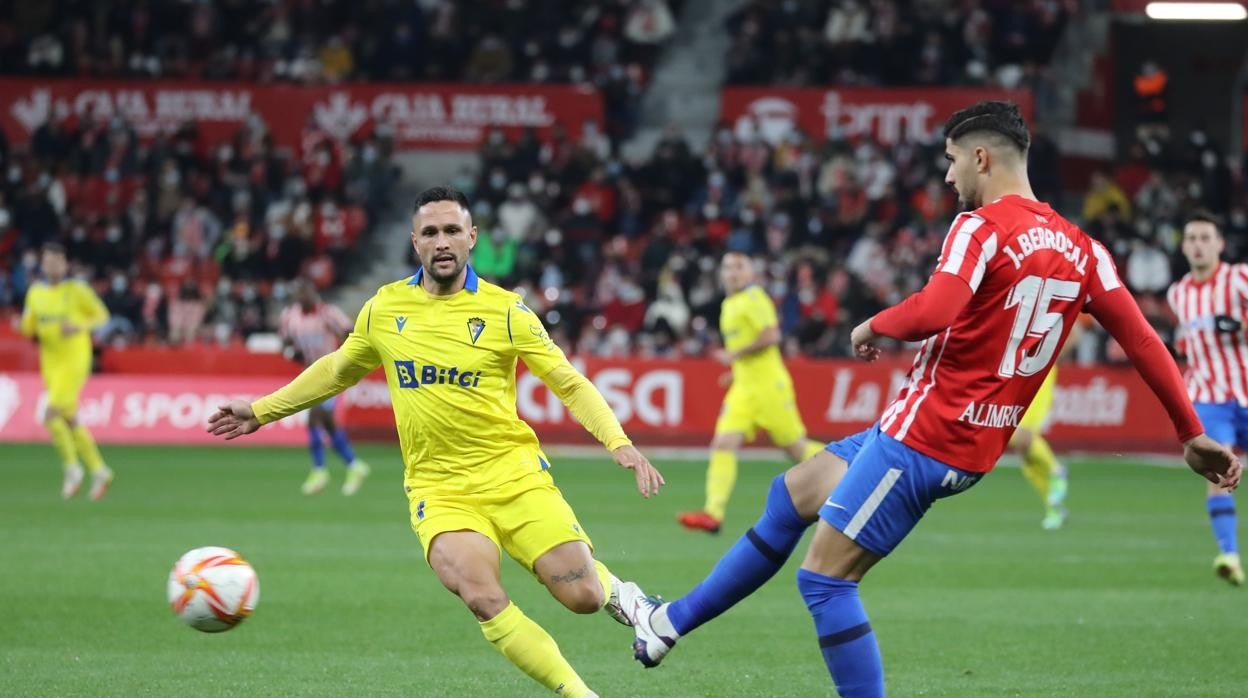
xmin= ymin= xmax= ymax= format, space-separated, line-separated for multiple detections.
xmin=1012 ymin=428 xmax=1033 ymax=454
xmin=785 ymin=451 xmax=845 ymax=520
xmin=457 ymin=583 xmax=509 ymax=620
xmin=710 ymin=433 xmax=742 ymax=451
xmin=559 ymin=579 xmax=605 ymax=614
xmin=782 ymin=439 xmax=807 ymax=462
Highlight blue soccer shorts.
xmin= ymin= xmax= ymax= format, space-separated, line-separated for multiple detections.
xmin=1194 ymin=401 xmax=1248 ymax=450
xmin=819 ymin=424 xmax=983 ymax=557
xmin=824 ymin=428 xmax=871 ymax=463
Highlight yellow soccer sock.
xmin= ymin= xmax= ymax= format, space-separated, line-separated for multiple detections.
xmin=704 ymin=449 xmax=738 ymax=521
xmin=71 ymin=425 xmax=106 ymax=474
xmin=480 ymin=603 xmax=592 ymax=697
xmin=803 ymin=439 xmax=825 ymax=460
xmin=45 ymin=417 xmax=79 ymax=470
xmin=1020 ymin=438 xmax=1057 ymax=502
xmin=593 ymin=560 xmax=612 ymax=610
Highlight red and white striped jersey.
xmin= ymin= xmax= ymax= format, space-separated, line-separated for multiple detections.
xmin=279 ymin=302 xmax=352 ymax=365
xmin=1167 ymin=262 xmax=1248 ymax=406
xmin=879 ymin=195 xmax=1123 ymax=473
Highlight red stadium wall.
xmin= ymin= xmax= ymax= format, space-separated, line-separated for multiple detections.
xmin=719 ymin=87 xmax=1034 ymax=146
xmin=0 ymin=349 xmax=1178 ymax=454
xmin=0 ymin=79 xmax=603 ymax=150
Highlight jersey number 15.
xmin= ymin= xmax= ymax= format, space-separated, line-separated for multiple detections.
xmin=999 ymin=275 xmax=1081 ymax=378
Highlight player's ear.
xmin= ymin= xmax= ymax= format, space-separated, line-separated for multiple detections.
xmin=469 ymin=226 xmax=478 ymax=249
xmin=975 ymin=145 xmax=991 ymax=174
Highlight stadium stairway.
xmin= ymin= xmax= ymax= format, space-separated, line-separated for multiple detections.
xmin=621 ymin=0 xmax=751 ymax=161
xmin=330 ymin=152 xmax=475 ymax=314
xmin=1046 ymin=11 xmax=1115 ymax=187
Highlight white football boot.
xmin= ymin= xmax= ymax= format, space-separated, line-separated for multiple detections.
xmin=618 ymin=582 xmax=677 ymax=668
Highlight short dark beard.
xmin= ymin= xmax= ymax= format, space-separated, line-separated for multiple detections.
xmin=423 ymin=256 xmax=466 ymax=292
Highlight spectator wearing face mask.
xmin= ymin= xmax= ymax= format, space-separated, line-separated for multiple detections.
xmin=99 ymin=273 xmax=142 ymax=342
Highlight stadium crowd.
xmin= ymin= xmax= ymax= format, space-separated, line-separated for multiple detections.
xmin=452 ymin=120 xmax=1247 ymax=359
xmin=0 ymin=111 xmax=397 ymax=346
xmin=724 ymin=0 xmax=1071 ymax=91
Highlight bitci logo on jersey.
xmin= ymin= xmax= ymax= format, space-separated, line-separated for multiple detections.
xmin=394 ymin=361 xmax=482 ymax=390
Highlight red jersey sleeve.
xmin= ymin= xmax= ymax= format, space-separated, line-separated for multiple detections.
xmin=1086 ymin=287 xmax=1203 ymax=442
xmin=934 ymin=212 xmax=999 ymax=293
xmin=870 ymin=274 xmax=973 ymax=342
xmin=1084 ymin=240 xmax=1124 ymax=308
xmin=870 ymin=212 xmax=996 ymax=341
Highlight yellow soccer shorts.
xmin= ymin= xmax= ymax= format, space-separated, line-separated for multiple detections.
xmin=1020 ymin=368 xmax=1058 ymax=432
xmin=715 ymin=378 xmax=807 ymax=447
xmin=408 ymin=468 xmax=593 ymax=572
xmin=40 ymin=351 xmax=91 ymax=417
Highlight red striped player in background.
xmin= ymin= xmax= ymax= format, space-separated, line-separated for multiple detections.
xmin=1168 ymin=212 xmax=1246 ymax=585
xmin=279 ymin=279 xmax=372 ymax=495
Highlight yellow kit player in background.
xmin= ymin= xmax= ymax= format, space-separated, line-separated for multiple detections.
xmin=1006 ymin=317 xmax=1084 ymax=529
xmin=208 ymin=186 xmax=665 ymax=698
xmin=679 ymin=252 xmax=824 ymax=534
xmin=20 ymin=243 xmax=113 ymax=500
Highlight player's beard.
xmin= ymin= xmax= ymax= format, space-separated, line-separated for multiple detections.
xmin=956 ymin=184 xmax=980 ymax=210
xmin=424 ymin=252 xmax=466 ymax=284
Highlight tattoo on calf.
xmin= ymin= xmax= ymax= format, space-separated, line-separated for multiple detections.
xmin=550 ymin=565 xmax=588 ymax=584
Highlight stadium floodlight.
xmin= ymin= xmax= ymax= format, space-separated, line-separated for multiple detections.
xmin=1144 ymin=2 xmax=1248 ymax=20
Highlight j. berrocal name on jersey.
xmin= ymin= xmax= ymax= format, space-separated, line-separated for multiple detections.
xmin=1000 ymin=226 xmax=1088 ymax=275
xmin=957 ymin=401 xmax=1024 ymax=428
xmin=393 ymin=361 xmax=482 ymax=389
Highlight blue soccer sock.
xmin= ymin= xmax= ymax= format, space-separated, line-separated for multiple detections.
xmin=797 ymin=569 xmax=884 ymax=698
xmin=329 ymin=428 xmax=357 ymax=465
xmin=308 ymin=425 xmax=326 ymax=469
xmin=1207 ymin=493 xmax=1238 ymax=554
xmin=667 ymin=475 xmax=808 ymax=636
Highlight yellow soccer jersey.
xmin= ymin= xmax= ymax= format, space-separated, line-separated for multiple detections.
xmin=720 ymin=285 xmax=788 ymax=383
xmin=254 ymin=267 xmax=629 ymax=496
xmin=20 ymin=279 xmax=109 ymax=361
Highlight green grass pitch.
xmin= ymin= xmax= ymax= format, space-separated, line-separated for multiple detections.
xmin=1 ymin=442 xmax=1245 ymax=696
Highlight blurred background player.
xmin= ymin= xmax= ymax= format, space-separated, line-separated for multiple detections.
xmin=209 ymin=186 xmax=665 ymax=698
xmin=678 ymin=251 xmax=824 ymax=533
xmin=279 ymin=279 xmax=371 ymax=496
xmin=1007 ymin=319 xmax=1082 ymax=530
xmin=1167 ymin=212 xmax=1245 ymax=585
xmin=19 ymin=243 xmax=113 ymax=500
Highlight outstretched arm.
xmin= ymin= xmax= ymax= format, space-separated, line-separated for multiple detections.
xmin=717 ymin=325 xmax=780 ymax=364
xmin=208 ymin=299 xmax=382 ymax=439
xmin=1087 ymin=288 xmax=1240 ymax=489
xmin=207 ymin=344 xmax=379 ymax=439
xmin=513 ymin=301 xmax=664 ymax=497
xmin=851 ymin=273 xmax=974 ymax=360
xmin=538 ymin=362 xmax=665 ymax=498
xmin=252 ymin=346 xmax=377 ymax=424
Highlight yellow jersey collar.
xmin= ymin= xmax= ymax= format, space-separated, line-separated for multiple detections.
xmin=409 ymin=264 xmax=480 ymax=293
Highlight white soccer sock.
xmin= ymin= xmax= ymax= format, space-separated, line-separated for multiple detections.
xmin=652 ymin=604 xmax=679 ymax=639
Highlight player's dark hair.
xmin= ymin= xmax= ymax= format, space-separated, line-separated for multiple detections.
xmin=41 ymin=242 xmax=67 ymax=256
xmin=1186 ymin=209 xmax=1223 ymax=235
xmin=943 ymin=101 xmax=1030 ymax=154
xmin=413 ymin=185 xmax=471 ymax=214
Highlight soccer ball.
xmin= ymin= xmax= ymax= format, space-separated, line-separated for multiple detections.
xmin=167 ymin=546 xmax=260 ymax=632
